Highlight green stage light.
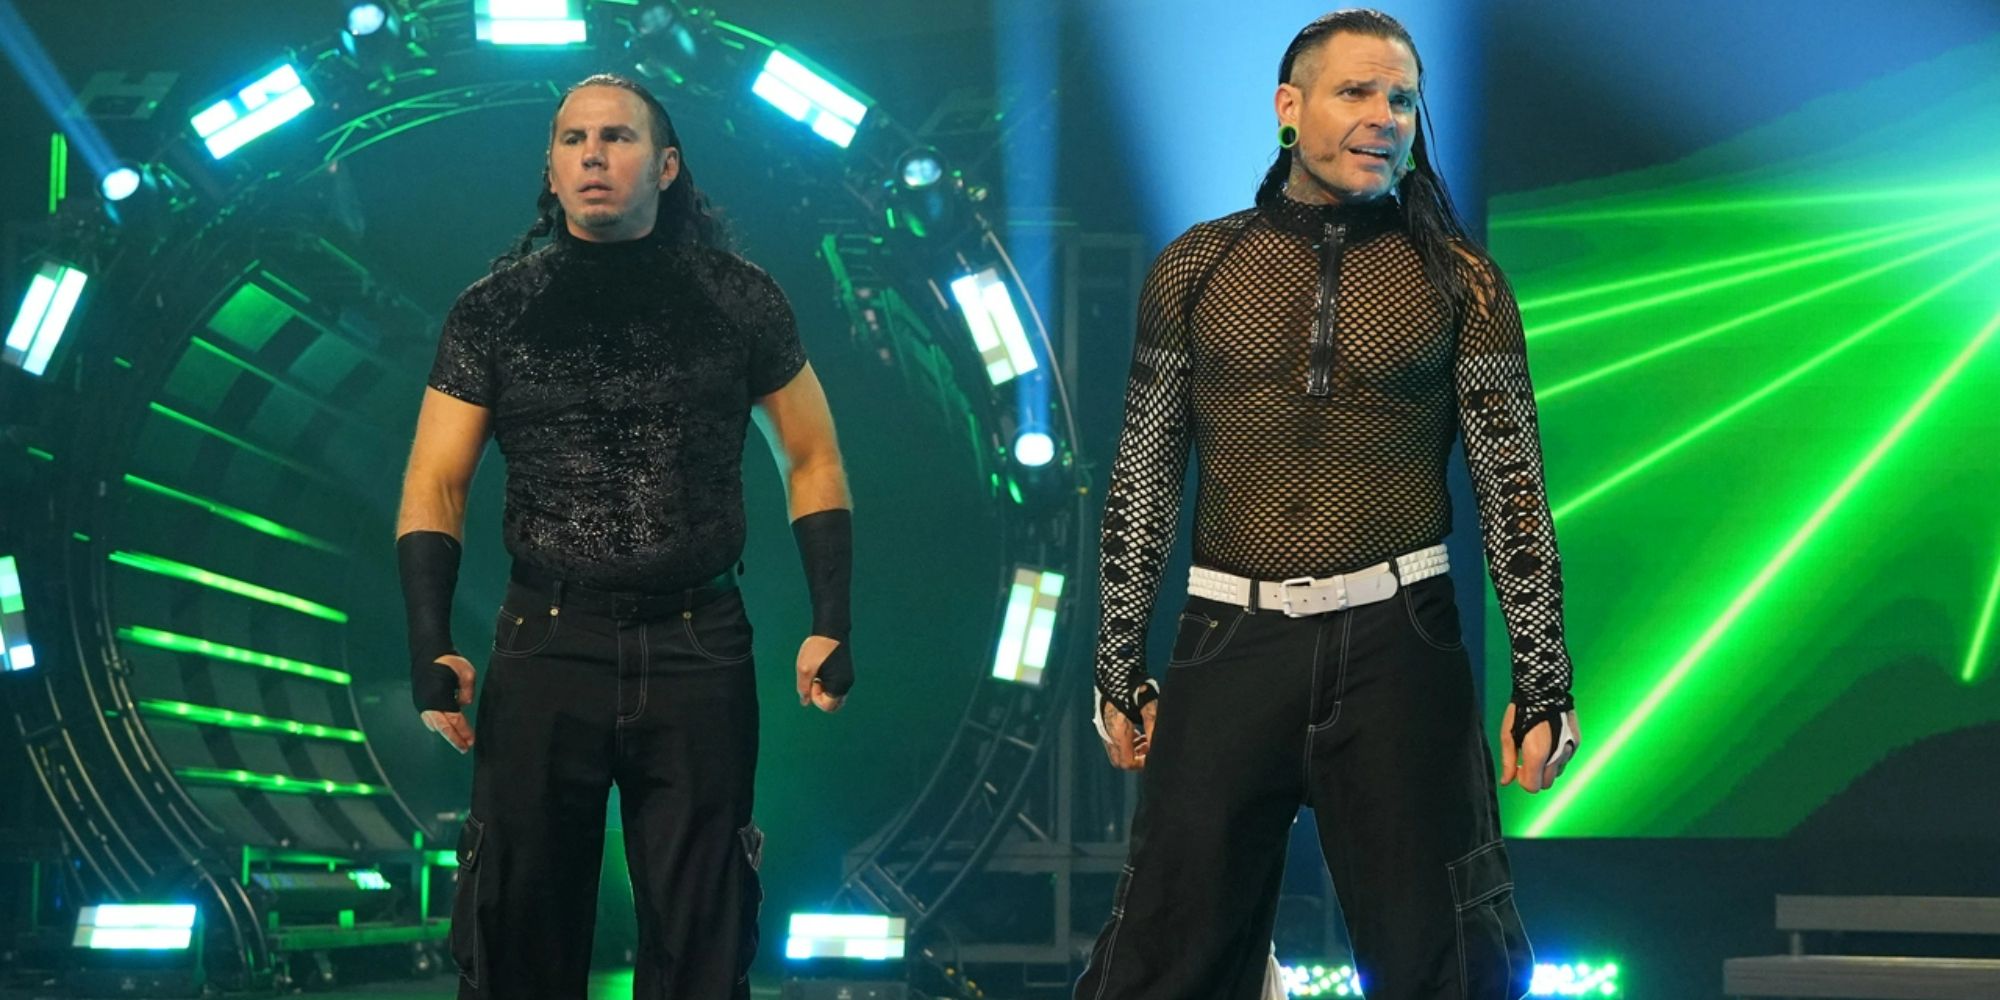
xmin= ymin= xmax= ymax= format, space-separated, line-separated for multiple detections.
xmin=1525 ymin=212 xmax=1980 ymax=340
xmin=752 ymin=48 xmax=870 ymax=148
xmin=5 ymin=260 xmax=88 ymax=377
xmin=1527 ymin=301 xmax=2000 ymax=837
xmin=991 ymin=567 xmax=1064 ymax=686
xmin=347 ymin=870 xmax=390 ymax=891
xmin=1530 ymin=960 xmax=1622 ymax=997
xmin=1491 ymin=179 xmax=2000 ymax=229
xmin=109 ymin=551 xmax=348 ymax=623
xmin=1517 ymin=216 xmax=1946 ymax=315
xmin=1278 ymin=961 xmax=1364 ymax=997
xmin=1552 ymin=247 xmax=2000 ymax=523
xmin=73 ymin=904 xmax=197 ymax=950
xmin=117 ymin=626 xmax=351 ymax=685
xmin=475 ymin=0 xmax=586 ymax=46
xmin=122 ymin=475 xmax=344 ymax=554
xmin=1 ymin=555 xmax=33 ymax=672
xmin=137 ymin=699 xmax=365 ymax=743
xmin=146 ymin=403 xmax=339 ymax=487
xmin=1966 ymin=545 xmax=2000 ymax=685
xmin=176 ymin=767 xmax=382 ymax=797
xmin=783 ymin=913 xmax=906 ymax=961
xmin=191 ymin=62 xmax=314 ymax=159
xmin=951 ymin=268 xmax=1039 ymax=385
xmin=1539 ymin=220 xmax=2000 ymax=402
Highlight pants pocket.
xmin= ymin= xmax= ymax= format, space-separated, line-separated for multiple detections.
xmin=1448 ymin=840 xmax=1534 ymax=1000
xmin=449 ymin=815 xmax=488 ymax=988
xmin=734 ymin=822 xmax=765 ymax=985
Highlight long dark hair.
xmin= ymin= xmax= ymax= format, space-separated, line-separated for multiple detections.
xmin=1257 ymin=10 xmax=1490 ymax=322
xmin=493 ymin=73 xmax=728 ymax=270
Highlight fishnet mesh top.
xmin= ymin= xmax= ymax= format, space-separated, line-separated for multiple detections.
xmin=1095 ymin=191 xmax=1573 ymax=729
xmin=427 ymin=226 xmax=806 ymax=593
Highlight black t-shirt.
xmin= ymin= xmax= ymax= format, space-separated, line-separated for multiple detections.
xmin=427 ymin=226 xmax=807 ymax=592
xmin=1095 ymin=191 xmax=1572 ymax=720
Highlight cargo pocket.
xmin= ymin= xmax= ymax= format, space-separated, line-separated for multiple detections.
xmin=734 ymin=822 xmax=765 ymax=986
xmin=1448 ymin=840 xmax=1533 ymax=1000
xmin=449 ymin=815 xmax=487 ymax=989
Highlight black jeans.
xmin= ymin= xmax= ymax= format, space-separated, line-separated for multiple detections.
xmin=450 ymin=579 xmax=763 ymax=1000
xmin=1076 ymin=574 xmax=1534 ymax=1000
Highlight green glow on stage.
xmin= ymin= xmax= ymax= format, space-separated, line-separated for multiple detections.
xmin=117 ymin=626 xmax=351 ymax=685
xmin=177 ymin=766 xmax=381 ymax=797
xmin=138 ymin=698 xmax=365 ymax=743
xmin=1552 ymin=247 xmax=2000 ymax=523
xmin=1525 ymin=212 xmax=1984 ymax=340
xmin=109 ymin=551 xmax=348 ymax=623
xmin=1524 ymin=302 xmax=2000 ymax=837
xmin=1536 ymin=220 xmax=2000 ymax=402
xmin=122 ymin=474 xmax=345 ymax=554
xmin=1965 ymin=542 xmax=2000 ymax=685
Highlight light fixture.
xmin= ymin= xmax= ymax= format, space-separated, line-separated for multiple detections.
xmin=752 ymin=48 xmax=870 ymax=148
xmin=5 ymin=260 xmax=88 ymax=377
xmin=783 ymin=912 xmax=906 ymax=961
xmin=189 ymin=62 xmax=315 ymax=160
xmin=991 ymin=567 xmax=1063 ymax=686
xmin=474 ymin=0 xmax=588 ymax=47
xmin=950 ymin=268 xmax=1038 ymax=385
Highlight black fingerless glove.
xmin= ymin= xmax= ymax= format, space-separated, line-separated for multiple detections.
xmin=792 ymin=509 xmax=853 ymax=697
xmin=398 ymin=530 xmax=463 ymax=713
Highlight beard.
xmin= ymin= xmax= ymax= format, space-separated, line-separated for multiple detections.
xmin=571 ymin=203 xmax=628 ymax=228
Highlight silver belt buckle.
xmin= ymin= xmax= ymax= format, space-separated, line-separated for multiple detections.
xmin=1279 ymin=575 xmax=1344 ymax=617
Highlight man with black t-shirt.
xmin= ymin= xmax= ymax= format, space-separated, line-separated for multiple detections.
xmin=396 ymin=74 xmax=852 ymax=1000
xmin=1077 ymin=11 xmax=1581 ymax=1000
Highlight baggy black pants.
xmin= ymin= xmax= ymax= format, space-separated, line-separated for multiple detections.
xmin=450 ymin=579 xmax=763 ymax=999
xmin=1076 ymin=574 xmax=1535 ymax=1000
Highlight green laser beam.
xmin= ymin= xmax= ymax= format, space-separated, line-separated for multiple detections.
xmin=108 ymin=551 xmax=347 ymax=623
xmin=116 ymin=626 xmax=351 ymax=685
xmin=147 ymin=402 xmax=340 ymax=488
xmin=137 ymin=699 xmax=365 ymax=743
xmin=1526 ymin=298 xmax=2000 ymax=837
xmin=1551 ymin=246 xmax=2000 ymax=522
xmin=176 ymin=767 xmax=381 ymax=797
xmin=1492 ymin=179 xmax=2000 ymax=229
xmin=122 ymin=474 xmax=345 ymax=554
xmin=1518 ymin=211 xmax=1974 ymax=314
xmin=1540 ymin=220 xmax=2000 ymax=402
xmin=1525 ymin=212 xmax=1981 ymax=340
xmin=1965 ymin=541 xmax=2000 ymax=685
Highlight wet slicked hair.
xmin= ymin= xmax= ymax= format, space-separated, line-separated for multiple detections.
xmin=1258 ymin=9 xmax=1492 ymax=323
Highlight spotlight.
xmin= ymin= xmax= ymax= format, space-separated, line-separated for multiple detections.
xmin=475 ymin=0 xmax=587 ymax=47
xmin=190 ymin=62 xmax=315 ymax=160
xmin=99 ymin=166 xmax=141 ymax=202
xmin=897 ymin=147 xmax=944 ymax=189
xmin=5 ymin=260 xmax=88 ymax=378
xmin=1013 ymin=431 xmax=1055 ymax=468
xmin=1 ymin=555 xmax=34 ymax=672
xmin=992 ymin=567 xmax=1064 ymax=686
xmin=69 ymin=904 xmax=205 ymax=998
xmin=949 ymin=268 xmax=1038 ymax=385
xmin=752 ymin=48 xmax=871 ymax=148
xmin=783 ymin=912 xmax=906 ymax=961
xmin=346 ymin=2 xmax=388 ymax=36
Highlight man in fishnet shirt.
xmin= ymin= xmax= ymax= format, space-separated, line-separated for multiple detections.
xmin=1075 ymin=11 xmax=1581 ymax=1000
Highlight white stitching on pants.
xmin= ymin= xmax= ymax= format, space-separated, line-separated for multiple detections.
xmin=1087 ymin=863 xmax=1137 ymax=1000
xmin=617 ymin=624 xmax=648 ymax=724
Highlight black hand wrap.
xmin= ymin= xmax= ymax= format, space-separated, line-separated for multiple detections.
xmin=792 ymin=508 xmax=854 ymax=697
xmin=1510 ymin=689 xmax=1576 ymax=757
xmin=398 ymin=530 xmax=463 ymax=713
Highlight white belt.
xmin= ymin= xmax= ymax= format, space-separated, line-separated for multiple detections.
xmin=1188 ymin=544 xmax=1450 ymax=617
